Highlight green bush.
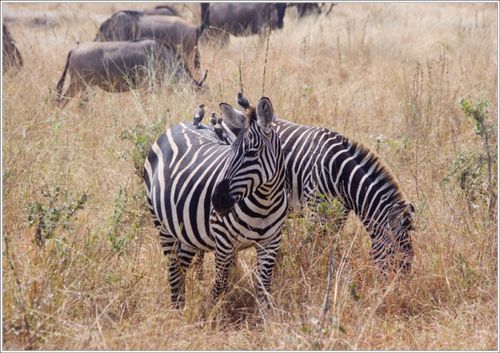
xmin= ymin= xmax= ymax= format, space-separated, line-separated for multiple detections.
xmin=120 ymin=119 xmax=164 ymax=178
xmin=27 ymin=185 xmax=88 ymax=247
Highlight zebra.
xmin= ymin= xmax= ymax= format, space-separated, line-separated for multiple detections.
xmin=144 ymin=97 xmax=288 ymax=308
xmin=273 ymin=118 xmax=415 ymax=273
xmin=206 ymin=95 xmax=415 ymax=274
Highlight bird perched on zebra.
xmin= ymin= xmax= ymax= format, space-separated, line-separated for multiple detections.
xmin=237 ymin=91 xmax=250 ymax=109
xmin=209 ymin=112 xmax=217 ymax=126
xmin=144 ymin=97 xmax=288 ymax=309
xmin=193 ymin=103 xmax=206 ymax=128
xmin=213 ymin=117 xmax=226 ymax=142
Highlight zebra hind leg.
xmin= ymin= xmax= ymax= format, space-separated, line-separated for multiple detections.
xmin=159 ymin=233 xmax=196 ymax=309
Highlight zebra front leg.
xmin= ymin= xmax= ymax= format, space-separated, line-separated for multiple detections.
xmin=332 ymin=205 xmax=351 ymax=233
xmin=211 ymin=243 xmax=235 ymax=302
xmin=370 ymin=236 xmax=393 ymax=277
xmin=255 ymin=234 xmax=282 ymax=309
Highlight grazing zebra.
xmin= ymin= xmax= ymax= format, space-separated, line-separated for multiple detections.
xmin=206 ymin=95 xmax=415 ymax=274
xmin=274 ymin=119 xmax=415 ymax=273
xmin=144 ymin=97 xmax=288 ymax=308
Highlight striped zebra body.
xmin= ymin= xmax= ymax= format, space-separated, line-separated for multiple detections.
xmin=274 ymin=119 xmax=414 ymax=272
xmin=144 ymin=98 xmax=288 ymax=307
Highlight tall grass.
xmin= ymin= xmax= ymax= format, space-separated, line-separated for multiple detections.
xmin=2 ymin=2 xmax=497 ymax=350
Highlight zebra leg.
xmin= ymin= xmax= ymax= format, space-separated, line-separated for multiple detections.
xmin=370 ymin=236 xmax=393 ymax=277
xmin=211 ymin=242 xmax=235 ymax=302
xmin=193 ymin=250 xmax=205 ymax=281
xmin=172 ymin=242 xmax=197 ymax=305
xmin=159 ymin=232 xmax=182 ymax=307
xmin=255 ymin=234 xmax=282 ymax=309
xmin=332 ymin=205 xmax=351 ymax=232
xmin=159 ymin=233 xmax=195 ymax=308
xmin=193 ymin=249 xmax=238 ymax=283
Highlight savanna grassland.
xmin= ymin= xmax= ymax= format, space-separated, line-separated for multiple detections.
xmin=2 ymin=2 xmax=498 ymax=350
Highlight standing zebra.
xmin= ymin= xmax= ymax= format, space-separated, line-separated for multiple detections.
xmin=209 ymin=95 xmax=415 ymax=274
xmin=144 ymin=97 xmax=288 ymax=308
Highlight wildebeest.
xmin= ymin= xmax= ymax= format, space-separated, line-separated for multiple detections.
xmin=200 ymin=3 xmax=287 ymax=45
xmin=2 ymin=24 xmax=23 ymax=71
xmin=56 ymin=39 xmax=207 ymax=107
xmin=95 ymin=10 xmax=204 ymax=71
xmin=142 ymin=4 xmax=179 ymax=16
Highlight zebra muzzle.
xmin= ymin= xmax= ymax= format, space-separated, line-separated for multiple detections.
xmin=212 ymin=179 xmax=236 ymax=216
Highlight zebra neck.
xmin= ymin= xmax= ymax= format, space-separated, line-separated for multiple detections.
xmin=316 ymin=131 xmax=403 ymax=225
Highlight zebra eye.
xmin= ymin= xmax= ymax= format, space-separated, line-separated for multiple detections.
xmin=246 ymin=149 xmax=258 ymax=158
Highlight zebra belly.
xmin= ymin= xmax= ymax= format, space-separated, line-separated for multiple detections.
xmin=151 ymin=180 xmax=216 ymax=251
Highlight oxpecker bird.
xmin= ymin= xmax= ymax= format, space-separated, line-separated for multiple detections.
xmin=214 ymin=117 xmax=225 ymax=142
xmin=237 ymin=92 xmax=250 ymax=109
xmin=193 ymin=104 xmax=206 ymax=128
xmin=209 ymin=112 xmax=217 ymax=126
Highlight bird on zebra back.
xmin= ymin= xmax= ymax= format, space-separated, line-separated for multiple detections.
xmin=224 ymin=93 xmax=415 ymax=275
xmin=193 ymin=104 xmax=206 ymax=128
xmin=209 ymin=112 xmax=218 ymax=126
xmin=144 ymin=97 xmax=288 ymax=309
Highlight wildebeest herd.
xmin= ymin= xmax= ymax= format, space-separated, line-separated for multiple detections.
xmin=3 ymin=3 xmax=414 ymax=311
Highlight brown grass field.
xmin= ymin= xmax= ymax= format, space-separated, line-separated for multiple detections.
xmin=2 ymin=1 xmax=498 ymax=350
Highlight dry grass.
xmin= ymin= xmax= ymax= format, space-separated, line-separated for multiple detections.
xmin=2 ymin=2 xmax=498 ymax=350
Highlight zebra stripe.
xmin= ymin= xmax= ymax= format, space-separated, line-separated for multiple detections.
xmin=144 ymin=98 xmax=288 ymax=308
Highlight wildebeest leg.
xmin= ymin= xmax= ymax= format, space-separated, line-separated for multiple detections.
xmin=203 ymin=28 xmax=230 ymax=48
xmin=78 ymin=86 xmax=91 ymax=109
xmin=58 ymin=79 xmax=81 ymax=108
xmin=255 ymin=234 xmax=281 ymax=309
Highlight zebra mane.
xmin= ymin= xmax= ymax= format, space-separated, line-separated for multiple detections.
xmin=346 ymin=137 xmax=407 ymax=206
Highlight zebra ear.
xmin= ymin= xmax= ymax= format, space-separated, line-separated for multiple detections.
xmin=219 ymin=103 xmax=248 ymax=130
xmin=256 ymin=97 xmax=274 ymax=132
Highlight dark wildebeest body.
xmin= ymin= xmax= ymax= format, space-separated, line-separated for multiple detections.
xmin=200 ymin=3 xmax=287 ymax=45
xmin=142 ymin=5 xmax=179 ymax=16
xmin=2 ymin=24 xmax=23 ymax=71
xmin=95 ymin=11 xmax=204 ymax=71
xmin=56 ymin=39 xmax=207 ymax=106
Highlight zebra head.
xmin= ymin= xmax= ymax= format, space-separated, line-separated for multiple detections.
xmin=384 ymin=201 xmax=415 ymax=273
xmin=211 ymin=97 xmax=282 ymax=216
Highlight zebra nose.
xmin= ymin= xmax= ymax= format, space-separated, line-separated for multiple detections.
xmin=212 ymin=179 xmax=235 ymax=216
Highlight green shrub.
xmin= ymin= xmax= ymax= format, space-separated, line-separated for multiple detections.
xmin=27 ymin=185 xmax=88 ymax=247
xmin=120 ymin=119 xmax=164 ymax=178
